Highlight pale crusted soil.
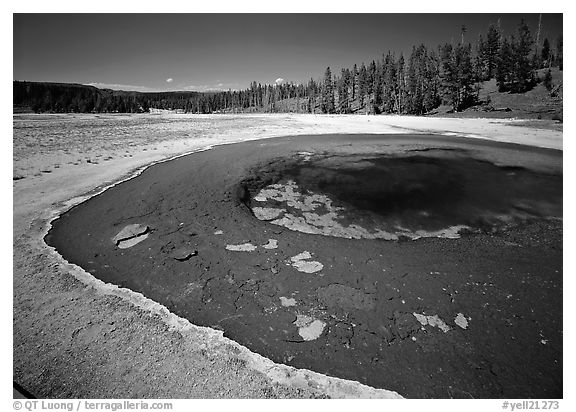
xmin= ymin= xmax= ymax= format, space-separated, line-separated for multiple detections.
xmin=12 ymin=113 xmax=562 ymax=399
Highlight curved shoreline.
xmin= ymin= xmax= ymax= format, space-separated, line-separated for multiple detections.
xmin=13 ymin=114 xmax=562 ymax=399
xmin=38 ymin=140 xmax=403 ymax=399
xmin=46 ymin=133 xmax=562 ymax=398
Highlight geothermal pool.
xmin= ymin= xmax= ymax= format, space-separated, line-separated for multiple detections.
xmin=46 ymin=134 xmax=562 ymax=398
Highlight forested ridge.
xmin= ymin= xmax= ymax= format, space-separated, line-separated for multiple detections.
xmin=14 ymin=19 xmax=562 ymax=116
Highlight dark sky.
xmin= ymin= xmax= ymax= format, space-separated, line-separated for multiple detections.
xmin=13 ymin=13 xmax=563 ymax=92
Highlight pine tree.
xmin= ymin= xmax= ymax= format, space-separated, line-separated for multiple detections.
xmin=338 ymin=68 xmax=349 ymax=113
xmin=407 ymin=45 xmax=428 ymax=114
xmin=406 ymin=46 xmax=419 ymax=113
xmin=424 ymin=49 xmax=441 ymax=112
xmin=351 ymin=64 xmax=358 ymax=102
xmin=344 ymin=68 xmax=353 ymax=112
xmin=440 ymin=43 xmax=458 ymax=111
xmin=476 ymin=34 xmax=487 ymax=80
xmin=368 ymin=60 xmax=377 ymax=97
xmin=358 ymin=63 xmax=367 ymax=108
xmin=511 ymin=19 xmax=535 ymax=92
xmin=484 ymin=23 xmax=501 ymax=79
xmin=373 ymin=60 xmax=383 ymax=109
xmin=382 ymin=52 xmax=397 ymax=113
xmin=321 ymin=67 xmax=335 ymax=114
xmin=396 ymin=54 xmax=406 ymax=113
xmin=496 ymin=37 xmax=513 ymax=92
xmin=456 ymin=43 xmax=475 ymax=109
xmin=306 ymin=78 xmax=316 ymax=113
xmin=439 ymin=42 xmax=475 ymax=112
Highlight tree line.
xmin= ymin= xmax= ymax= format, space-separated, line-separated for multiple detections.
xmin=12 ymin=80 xmax=310 ymax=114
xmin=318 ymin=19 xmax=562 ymax=115
xmin=14 ymin=18 xmax=562 ymax=115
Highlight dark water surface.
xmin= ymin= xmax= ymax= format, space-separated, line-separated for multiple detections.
xmin=45 ymin=134 xmax=562 ymax=398
xmin=280 ymin=152 xmax=562 ymax=234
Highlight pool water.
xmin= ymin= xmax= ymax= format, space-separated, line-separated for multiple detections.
xmin=250 ymin=153 xmax=562 ymax=238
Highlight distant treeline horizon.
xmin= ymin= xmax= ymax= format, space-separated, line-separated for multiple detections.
xmin=14 ymin=18 xmax=562 ymax=115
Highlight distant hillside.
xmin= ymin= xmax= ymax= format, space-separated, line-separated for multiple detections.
xmin=431 ymin=68 xmax=563 ymax=120
xmin=14 ymin=82 xmax=103 ymax=113
xmin=13 ymin=81 xmax=205 ymax=114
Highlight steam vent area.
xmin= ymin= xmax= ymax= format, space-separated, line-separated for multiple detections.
xmin=46 ymin=134 xmax=562 ymax=399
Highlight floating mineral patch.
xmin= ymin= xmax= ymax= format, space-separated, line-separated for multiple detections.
xmin=111 ymin=224 xmax=149 ymax=249
xmin=279 ymin=296 xmax=297 ymax=307
xmin=262 ymin=239 xmax=279 ymax=249
xmin=413 ymin=313 xmax=452 ymax=333
xmin=170 ymin=246 xmax=198 ymax=261
xmin=400 ymin=224 xmax=470 ymax=240
xmin=294 ymin=314 xmax=326 ymax=341
xmin=225 ymin=242 xmax=257 ymax=252
xmin=454 ymin=313 xmax=469 ymax=329
xmin=253 ymin=180 xmax=338 ymax=212
xmin=252 ymin=207 xmax=285 ymax=221
xmin=250 ymin=180 xmax=468 ymax=240
xmin=289 ymin=251 xmax=323 ymax=273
